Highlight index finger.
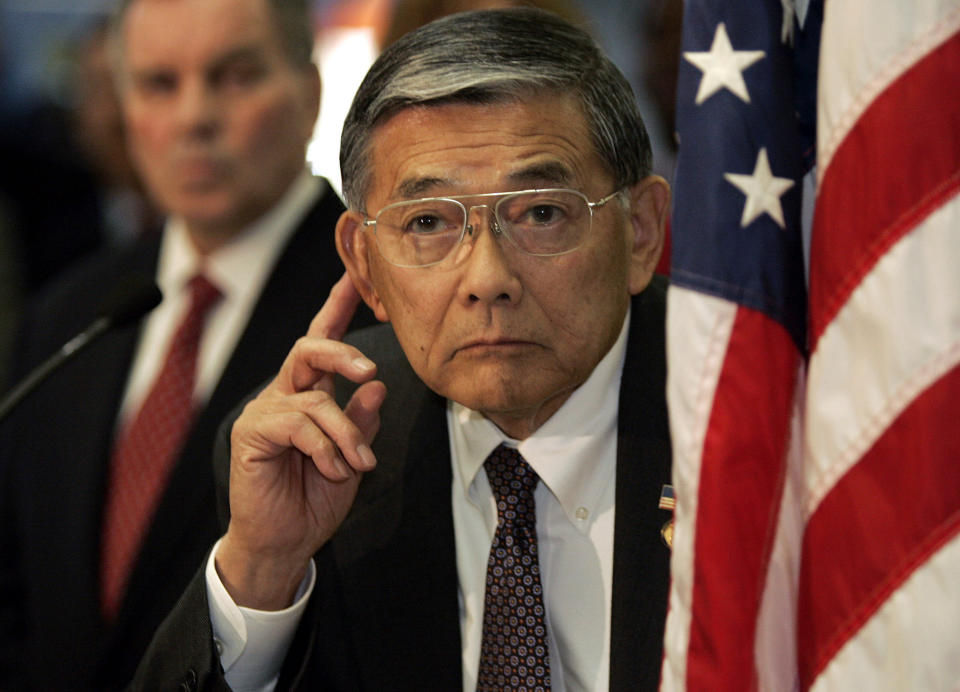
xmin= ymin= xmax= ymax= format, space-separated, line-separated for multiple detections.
xmin=307 ymin=273 xmax=362 ymax=341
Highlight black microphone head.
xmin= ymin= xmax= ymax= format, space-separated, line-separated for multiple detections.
xmin=99 ymin=276 xmax=163 ymax=327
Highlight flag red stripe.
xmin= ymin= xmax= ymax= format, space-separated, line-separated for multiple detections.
xmin=686 ymin=307 xmax=799 ymax=691
xmin=809 ymin=31 xmax=960 ymax=348
xmin=796 ymin=363 xmax=960 ymax=688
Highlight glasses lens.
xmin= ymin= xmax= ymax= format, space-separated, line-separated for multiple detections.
xmin=496 ymin=190 xmax=590 ymax=255
xmin=375 ymin=199 xmax=464 ymax=266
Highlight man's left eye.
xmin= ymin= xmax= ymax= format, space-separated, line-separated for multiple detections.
xmin=522 ymin=204 xmax=565 ymax=225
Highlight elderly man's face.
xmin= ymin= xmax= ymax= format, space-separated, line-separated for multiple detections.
xmin=339 ymin=95 xmax=666 ymax=438
xmin=119 ymin=0 xmax=319 ymax=244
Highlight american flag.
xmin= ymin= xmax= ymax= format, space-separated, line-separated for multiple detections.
xmin=661 ymin=0 xmax=960 ymax=689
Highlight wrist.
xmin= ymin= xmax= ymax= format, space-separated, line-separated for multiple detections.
xmin=215 ymin=531 xmax=312 ymax=610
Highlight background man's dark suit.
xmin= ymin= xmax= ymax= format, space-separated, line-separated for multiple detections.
xmin=0 ymin=184 xmax=372 ymax=691
xmin=131 ymin=277 xmax=672 ymax=692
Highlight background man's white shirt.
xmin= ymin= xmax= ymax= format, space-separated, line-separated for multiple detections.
xmin=116 ymin=171 xmax=323 ymax=426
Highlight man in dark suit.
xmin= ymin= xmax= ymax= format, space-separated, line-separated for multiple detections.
xmin=0 ymin=0 xmax=370 ymax=689
xmin=132 ymin=8 xmax=672 ymax=691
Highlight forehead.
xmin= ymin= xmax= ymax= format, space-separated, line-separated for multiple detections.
xmin=365 ymin=94 xmax=611 ymax=206
xmin=122 ymin=0 xmax=280 ymax=69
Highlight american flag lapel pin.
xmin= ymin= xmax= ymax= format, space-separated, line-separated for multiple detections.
xmin=659 ymin=484 xmax=675 ymax=549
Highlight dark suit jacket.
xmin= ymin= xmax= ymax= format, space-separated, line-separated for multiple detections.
xmin=0 ymin=182 xmax=373 ymax=691
xmin=129 ymin=276 xmax=672 ymax=692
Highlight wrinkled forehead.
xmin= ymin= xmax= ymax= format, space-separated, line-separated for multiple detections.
xmin=362 ymin=94 xmax=611 ymax=207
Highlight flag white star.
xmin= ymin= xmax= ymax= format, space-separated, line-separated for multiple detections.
xmin=724 ymin=148 xmax=795 ymax=228
xmin=684 ymin=23 xmax=765 ymax=104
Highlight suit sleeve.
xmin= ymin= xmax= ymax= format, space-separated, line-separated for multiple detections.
xmin=126 ymin=560 xmax=232 ymax=692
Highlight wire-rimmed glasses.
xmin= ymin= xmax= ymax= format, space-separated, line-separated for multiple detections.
xmin=361 ymin=188 xmax=621 ymax=268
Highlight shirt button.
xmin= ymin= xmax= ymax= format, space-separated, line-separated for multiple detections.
xmin=575 ymin=506 xmax=589 ymax=521
xmin=214 ymin=637 xmax=224 ymax=656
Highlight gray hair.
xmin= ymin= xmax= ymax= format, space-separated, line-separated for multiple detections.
xmin=110 ymin=0 xmax=315 ymax=74
xmin=340 ymin=7 xmax=652 ymax=211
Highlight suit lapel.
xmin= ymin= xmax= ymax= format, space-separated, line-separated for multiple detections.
xmin=609 ymin=279 xmax=672 ymax=690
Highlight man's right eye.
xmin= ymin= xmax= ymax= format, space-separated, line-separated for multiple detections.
xmin=404 ymin=214 xmax=445 ymax=234
xmin=136 ymin=73 xmax=177 ymax=95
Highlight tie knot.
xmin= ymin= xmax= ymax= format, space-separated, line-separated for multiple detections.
xmin=186 ymin=273 xmax=221 ymax=317
xmin=484 ymin=444 xmax=539 ymax=526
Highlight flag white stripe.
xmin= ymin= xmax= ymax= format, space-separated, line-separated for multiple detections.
xmin=754 ymin=371 xmax=805 ymax=692
xmin=661 ymin=287 xmax=738 ymax=691
xmin=809 ymin=534 xmax=960 ymax=692
xmin=803 ymin=196 xmax=960 ymax=516
xmin=817 ymin=0 xmax=960 ymax=179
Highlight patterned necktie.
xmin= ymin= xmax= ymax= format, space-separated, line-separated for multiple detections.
xmin=477 ymin=444 xmax=552 ymax=691
xmin=100 ymin=274 xmax=221 ymax=621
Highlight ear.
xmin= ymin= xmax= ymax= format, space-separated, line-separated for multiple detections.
xmin=335 ymin=211 xmax=390 ymax=322
xmin=625 ymin=175 xmax=670 ymax=295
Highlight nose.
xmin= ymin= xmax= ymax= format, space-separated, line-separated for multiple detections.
xmin=175 ymin=78 xmax=219 ymax=140
xmin=457 ymin=205 xmax=523 ymax=306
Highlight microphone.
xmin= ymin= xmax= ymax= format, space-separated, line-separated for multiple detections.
xmin=0 ymin=277 xmax=162 ymax=423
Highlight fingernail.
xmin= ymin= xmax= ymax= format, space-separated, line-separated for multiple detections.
xmin=357 ymin=444 xmax=376 ymax=470
xmin=352 ymin=357 xmax=375 ymax=373
xmin=333 ymin=456 xmax=350 ymax=478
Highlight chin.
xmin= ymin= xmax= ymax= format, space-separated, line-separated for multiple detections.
xmin=178 ymin=200 xmax=241 ymax=230
xmin=454 ymin=383 xmax=543 ymax=418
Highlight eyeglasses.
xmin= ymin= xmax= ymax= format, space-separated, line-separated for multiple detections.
xmin=361 ymin=188 xmax=621 ymax=268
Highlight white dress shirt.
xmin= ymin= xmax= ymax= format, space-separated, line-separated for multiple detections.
xmin=209 ymin=309 xmax=632 ymax=692
xmin=115 ymin=171 xmax=323 ymax=428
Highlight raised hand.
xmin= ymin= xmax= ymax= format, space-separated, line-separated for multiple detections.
xmin=216 ymin=274 xmax=387 ymax=609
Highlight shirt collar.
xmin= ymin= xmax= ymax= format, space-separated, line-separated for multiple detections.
xmin=451 ymin=306 xmax=630 ymax=529
xmin=156 ymin=170 xmax=324 ymax=299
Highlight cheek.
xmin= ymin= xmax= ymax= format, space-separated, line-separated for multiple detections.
xmin=537 ymin=245 xmax=630 ymax=345
xmin=234 ymin=90 xmax=308 ymax=160
xmin=373 ymin=267 xmax=454 ymax=358
xmin=124 ymin=110 xmax=172 ymax=187
xmin=125 ymin=106 xmax=169 ymax=156
xmin=380 ymin=275 xmax=437 ymax=338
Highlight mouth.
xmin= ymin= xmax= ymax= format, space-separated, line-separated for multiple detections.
xmin=176 ymin=157 xmax=225 ymax=185
xmin=456 ymin=338 xmax=538 ymax=357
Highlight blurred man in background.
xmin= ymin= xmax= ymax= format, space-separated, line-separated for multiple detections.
xmin=0 ymin=0 xmax=369 ymax=688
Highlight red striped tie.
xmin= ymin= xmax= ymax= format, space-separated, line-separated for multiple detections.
xmin=100 ymin=274 xmax=221 ymax=621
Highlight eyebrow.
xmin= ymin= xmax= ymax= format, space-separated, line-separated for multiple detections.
xmin=394 ymin=161 xmax=575 ymax=200
xmin=208 ymin=45 xmax=267 ymax=71
xmin=396 ymin=177 xmax=450 ymax=200
xmin=505 ymin=162 xmax=574 ymax=188
xmin=130 ymin=45 xmax=266 ymax=79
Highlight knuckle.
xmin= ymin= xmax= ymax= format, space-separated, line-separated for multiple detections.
xmin=311 ymin=433 xmax=337 ymax=457
xmin=304 ymin=389 xmax=335 ymax=410
xmin=290 ymin=335 xmax=315 ymax=358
